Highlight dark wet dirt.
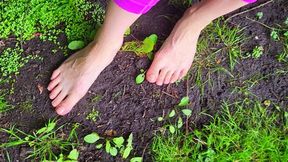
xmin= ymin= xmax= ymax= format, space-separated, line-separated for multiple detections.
xmin=0 ymin=0 xmax=287 ymax=161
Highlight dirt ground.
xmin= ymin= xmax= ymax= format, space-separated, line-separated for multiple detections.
xmin=0 ymin=0 xmax=287 ymax=161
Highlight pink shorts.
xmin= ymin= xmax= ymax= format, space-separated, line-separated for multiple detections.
xmin=114 ymin=0 xmax=257 ymax=14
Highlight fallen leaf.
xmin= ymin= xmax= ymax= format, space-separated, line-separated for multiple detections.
xmin=37 ymin=84 xmax=44 ymax=94
xmin=104 ymin=130 xmax=117 ymax=137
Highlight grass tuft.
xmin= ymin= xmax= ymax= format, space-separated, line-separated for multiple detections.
xmin=152 ymin=100 xmax=288 ymax=161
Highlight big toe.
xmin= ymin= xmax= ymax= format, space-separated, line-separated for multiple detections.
xmin=55 ymin=93 xmax=82 ymax=116
xmin=146 ymin=62 xmax=162 ymax=83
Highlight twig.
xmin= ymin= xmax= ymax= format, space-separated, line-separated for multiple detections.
xmin=162 ymin=91 xmax=176 ymax=99
xmin=141 ymin=142 xmax=149 ymax=159
xmin=226 ymin=0 xmax=274 ymax=21
xmin=140 ymin=84 xmax=146 ymax=94
xmin=245 ymin=16 xmax=274 ymax=30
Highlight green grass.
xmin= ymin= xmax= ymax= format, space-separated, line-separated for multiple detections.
xmin=86 ymin=108 xmax=99 ymax=122
xmin=0 ymin=0 xmax=105 ymax=42
xmin=0 ymin=119 xmax=79 ymax=161
xmin=0 ymin=94 xmax=13 ymax=113
xmin=189 ymin=18 xmax=244 ymax=96
xmin=152 ymin=100 xmax=288 ymax=161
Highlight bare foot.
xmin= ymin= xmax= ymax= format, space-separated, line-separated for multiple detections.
xmin=146 ymin=6 xmax=203 ymax=85
xmin=47 ymin=39 xmax=122 ymax=115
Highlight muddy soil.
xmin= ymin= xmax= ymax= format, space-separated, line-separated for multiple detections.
xmin=0 ymin=0 xmax=287 ymax=161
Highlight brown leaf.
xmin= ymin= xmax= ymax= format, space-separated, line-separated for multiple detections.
xmin=37 ymin=84 xmax=44 ymax=94
xmin=104 ymin=130 xmax=117 ymax=137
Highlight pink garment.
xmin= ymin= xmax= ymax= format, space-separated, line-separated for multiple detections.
xmin=114 ymin=0 xmax=257 ymax=14
xmin=114 ymin=0 xmax=160 ymax=14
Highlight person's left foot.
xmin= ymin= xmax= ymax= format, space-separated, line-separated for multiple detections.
xmin=146 ymin=8 xmax=202 ymax=85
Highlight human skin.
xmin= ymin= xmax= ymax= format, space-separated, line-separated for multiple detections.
xmin=48 ymin=0 xmax=249 ymax=116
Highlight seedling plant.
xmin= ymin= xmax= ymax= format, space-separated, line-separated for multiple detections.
xmin=83 ymin=132 xmax=142 ymax=161
xmin=0 ymin=119 xmax=79 ymax=161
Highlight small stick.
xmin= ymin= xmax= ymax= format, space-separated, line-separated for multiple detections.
xmin=141 ymin=142 xmax=149 ymax=159
xmin=162 ymin=91 xmax=176 ymax=99
xmin=245 ymin=16 xmax=274 ymax=30
xmin=140 ymin=84 xmax=146 ymax=94
xmin=226 ymin=0 xmax=274 ymax=21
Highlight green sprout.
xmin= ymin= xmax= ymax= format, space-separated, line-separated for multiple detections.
xmin=0 ymin=120 xmax=78 ymax=161
xmin=256 ymin=12 xmax=263 ymax=20
xmin=122 ymin=34 xmax=158 ymax=57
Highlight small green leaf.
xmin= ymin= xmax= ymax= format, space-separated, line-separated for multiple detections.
xmin=270 ymin=30 xmax=279 ymax=41
xmin=285 ymin=17 xmax=288 ymax=25
xmin=46 ymin=122 xmax=56 ymax=133
xmin=169 ymin=125 xmax=175 ymax=134
xmin=67 ymin=149 xmax=79 ymax=160
xmin=68 ymin=40 xmax=85 ymax=50
xmin=36 ymin=127 xmax=46 ymax=134
xmin=113 ymin=137 xmax=125 ymax=148
xmin=177 ymin=117 xmax=183 ymax=128
xmin=168 ymin=110 xmax=176 ymax=118
xmin=148 ymin=34 xmax=158 ymax=44
xmin=141 ymin=34 xmax=158 ymax=53
xmin=130 ymin=157 xmax=143 ymax=162
xmin=106 ymin=140 xmax=111 ymax=153
xmin=178 ymin=96 xmax=190 ymax=106
xmin=109 ymin=147 xmax=118 ymax=156
xmin=256 ymin=12 xmax=263 ymax=19
xmin=157 ymin=117 xmax=163 ymax=121
xmin=182 ymin=109 xmax=192 ymax=117
xmin=284 ymin=31 xmax=288 ymax=37
xmin=96 ymin=144 xmax=103 ymax=149
xmin=125 ymin=28 xmax=131 ymax=36
xmin=57 ymin=154 xmax=64 ymax=162
xmin=135 ymin=73 xmax=145 ymax=84
xmin=123 ymin=146 xmax=132 ymax=159
xmin=127 ymin=133 xmax=133 ymax=147
xmin=84 ymin=133 xmax=100 ymax=144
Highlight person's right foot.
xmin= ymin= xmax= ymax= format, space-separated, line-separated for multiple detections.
xmin=47 ymin=38 xmax=122 ymax=116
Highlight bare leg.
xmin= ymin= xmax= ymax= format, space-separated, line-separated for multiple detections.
xmin=146 ymin=0 xmax=248 ymax=85
xmin=47 ymin=1 xmax=140 ymax=115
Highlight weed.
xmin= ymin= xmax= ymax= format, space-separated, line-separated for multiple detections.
xmin=0 ymin=119 xmax=78 ymax=161
xmin=0 ymin=0 xmax=105 ymax=43
xmin=86 ymin=108 xmax=99 ymax=122
xmin=214 ymin=19 xmax=245 ymax=70
xmin=248 ymin=45 xmax=264 ymax=59
xmin=0 ymin=94 xmax=13 ymax=113
xmin=0 ymin=46 xmax=42 ymax=83
xmin=84 ymin=132 xmax=142 ymax=160
xmin=190 ymin=18 xmax=242 ymax=98
xmin=91 ymin=94 xmax=102 ymax=103
xmin=277 ymin=51 xmax=288 ymax=63
xmin=271 ymin=29 xmax=280 ymax=41
xmin=256 ymin=12 xmax=264 ymax=20
xmin=18 ymin=100 xmax=33 ymax=112
xmin=156 ymin=96 xmax=192 ymax=134
xmin=122 ymin=34 xmax=158 ymax=57
xmin=135 ymin=69 xmax=146 ymax=85
xmin=152 ymin=100 xmax=288 ymax=161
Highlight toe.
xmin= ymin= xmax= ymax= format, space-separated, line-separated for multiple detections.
xmin=49 ymin=85 xmax=62 ymax=99
xmin=146 ymin=59 xmax=162 ymax=83
xmin=56 ymin=93 xmax=82 ymax=116
xmin=47 ymin=76 xmax=61 ymax=91
xmin=179 ymin=69 xmax=189 ymax=80
xmin=52 ymin=91 xmax=67 ymax=107
xmin=156 ymin=69 xmax=168 ymax=86
xmin=51 ymin=69 xmax=61 ymax=80
xmin=163 ymin=71 xmax=173 ymax=84
xmin=170 ymin=71 xmax=181 ymax=83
